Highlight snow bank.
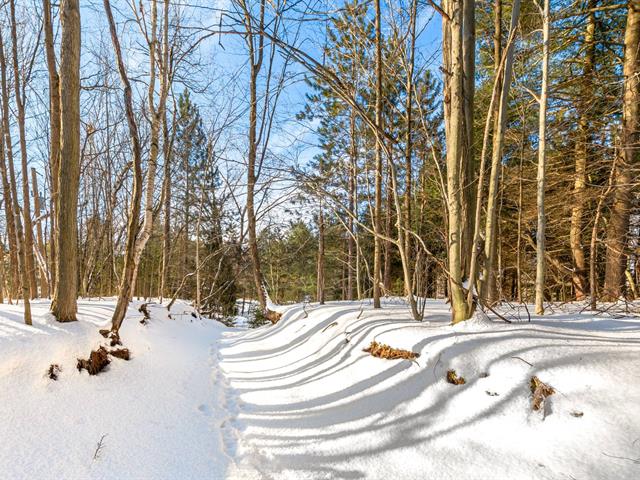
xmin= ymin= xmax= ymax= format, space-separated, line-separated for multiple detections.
xmin=219 ymin=299 xmax=640 ymax=479
xmin=0 ymin=299 xmax=229 ymax=479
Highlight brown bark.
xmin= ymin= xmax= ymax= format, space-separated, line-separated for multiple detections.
xmin=569 ymin=0 xmax=596 ymax=300
xmin=242 ymin=0 xmax=268 ymax=311
xmin=603 ymin=2 xmax=640 ymax=300
xmin=43 ymin=0 xmax=60 ymax=297
xmin=52 ymin=0 xmax=81 ymax=321
xmin=104 ymin=0 xmax=144 ymax=332
xmin=0 ymin=29 xmax=30 ymax=324
xmin=442 ymin=0 xmax=470 ymax=323
xmin=9 ymin=0 xmax=37 ymax=299
xmin=0 ymin=108 xmax=18 ymax=302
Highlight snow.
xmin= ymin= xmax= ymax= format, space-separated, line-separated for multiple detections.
xmin=2 ymin=298 xmax=640 ymax=479
xmin=0 ymin=299 xmax=229 ymax=479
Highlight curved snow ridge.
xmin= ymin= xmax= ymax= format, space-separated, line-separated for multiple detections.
xmin=217 ymin=299 xmax=640 ymax=480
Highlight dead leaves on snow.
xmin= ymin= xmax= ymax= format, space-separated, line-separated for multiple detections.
xmin=77 ymin=346 xmax=131 ymax=376
xmin=530 ymin=376 xmax=555 ymax=411
xmin=446 ymin=369 xmax=466 ymax=385
xmin=363 ymin=341 xmax=420 ymax=360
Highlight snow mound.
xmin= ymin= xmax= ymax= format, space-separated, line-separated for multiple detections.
xmin=0 ymin=299 xmax=229 ymax=479
xmin=219 ymin=299 xmax=640 ymax=479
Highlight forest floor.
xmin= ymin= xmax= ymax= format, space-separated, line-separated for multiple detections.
xmin=1 ymin=298 xmax=639 ymax=479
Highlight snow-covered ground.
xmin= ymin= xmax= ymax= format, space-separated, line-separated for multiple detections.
xmin=2 ymin=298 xmax=639 ymax=479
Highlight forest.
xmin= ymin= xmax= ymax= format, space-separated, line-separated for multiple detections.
xmin=0 ymin=1 xmax=639 ymax=479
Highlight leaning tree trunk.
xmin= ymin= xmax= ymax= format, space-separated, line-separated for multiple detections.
xmin=535 ymin=0 xmax=550 ymax=315
xmin=52 ymin=0 xmax=81 ymax=322
xmin=104 ymin=0 xmax=144 ymax=332
xmin=603 ymin=3 xmax=639 ymax=300
xmin=481 ymin=0 xmax=521 ymax=306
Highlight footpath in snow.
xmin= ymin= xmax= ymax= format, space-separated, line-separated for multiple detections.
xmin=1 ymin=298 xmax=640 ymax=479
xmin=0 ymin=299 xmax=229 ymax=479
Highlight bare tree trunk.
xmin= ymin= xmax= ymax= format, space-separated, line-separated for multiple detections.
xmin=128 ymin=0 xmax=169 ymax=300
xmin=590 ymin=157 xmax=617 ymax=309
xmin=604 ymin=3 xmax=639 ymax=300
xmin=246 ymin=1 xmax=267 ymax=311
xmin=104 ymin=0 xmax=144 ymax=332
xmin=43 ymin=0 xmax=60 ymax=297
xmin=317 ymin=200 xmax=325 ymax=304
xmin=461 ymin=0 xmax=475 ymax=277
xmin=347 ymin=106 xmax=357 ymax=301
xmin=31 ymin=168 xmax=50 ymax=298
xmin=481 ymin=0 xmax=520 ymax=305
xmin=9 ymin=0 xmax=37 ymax=299
xmin=569 ymin=1 xmax=596 ymax=300
xmin=0 ymin=29 xmax=30 ymax=324
xmin=535 ymin=0 xmax=550 ymax=315
xmin=383 ymin=168 xmax=392 ymax=292
xmin=160 ymin=109 xmax=172 ymax=301
xmin=373 ymin=0 xmax=383 ymax=309
xmin=442 ymin=0 xmax=470 ymax=323
xmin=51 ymin=0 xmax=81 ymax=321
xmin=403 ymin=0 xmax=417 ymax=294
xmin=0 ymin=112 xmax=18 ymax=303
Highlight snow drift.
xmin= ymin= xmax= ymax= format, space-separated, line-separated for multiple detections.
xmin=1 ymin=298 xmax=639 ymax=479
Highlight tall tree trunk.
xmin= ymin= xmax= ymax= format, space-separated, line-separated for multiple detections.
xmin=160 ymin=109 xmax=171 ymax=301
xmin=569 ymin=0 xmax=596 ymax=300
xmin=317 ymin=199 xmax=325 ymax=305
xmin=9 ymin=0 xmax=37 ymax=299
xmin=461 ymin=0 xmax=475 ymax=277
xmin=104 ymin=0 xmax=144 ymax=332
xmin=0 ymin=29 xmax=30 ymax=324
xmin=373 ymin=0 xmax=383 ymax=309
xmin=43 ymin=0 xmax=61 ymax=297
xmin=481 ymin=0 xmax=521 ymax=305
xmin=442 ymin=0 xmax=470 ymax=323
xmin=403 ymin=0 xmax=417 ymax=294
xmin=535 ymin=0 xmax=550 ymax=315
xmin=603 ymin=3 xmax=640 ymax=300
xmin=244 ymin=0 xmax=267 ymax=311
xmin=51 ymin=0 xmax=81 ymax=321
xmin=128 ymin=0 xmax=169 ymax=300
xmin=0 ymin=111 xmax=18 ymax=303
xmin=347 ymin=105 xmax=357 ymax=301
xmin=383 ymin=168 xmax=392 ymax=292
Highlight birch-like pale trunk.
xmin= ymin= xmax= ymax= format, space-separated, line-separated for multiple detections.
xmin=535 ymin=0 xmax=550 ymax=315
xmin=373 ymin=0 xmax=383 ymax=309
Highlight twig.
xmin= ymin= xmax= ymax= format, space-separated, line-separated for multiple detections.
xmin=93 ymin=434 xmax=108 ymax=461
xmin=511 ymin=356 xmax=533 ymax=367
xmin=602 ymin=452 xmax=640 ymax=464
